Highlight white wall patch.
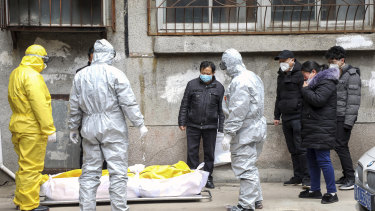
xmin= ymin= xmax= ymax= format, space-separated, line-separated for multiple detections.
xmin=34 ymin=37 xmax=72 ymax=58
xmin=362 ymin=71 xmax=375 ymax=96
xmin=0 ymin=51 xmax=13 ymax=66
xmin=47 ymin=151 xmax=69 ymax=160
xmin=336 ymin=35 xmax=373 ymax=49
xmin=160 ymin=69 xmax=226 ymax=104
xmin=42 ymin=73 xmax=68 ymax=84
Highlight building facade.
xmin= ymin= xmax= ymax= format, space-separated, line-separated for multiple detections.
xmin=0 ymin=0 xmax=375 ymax=182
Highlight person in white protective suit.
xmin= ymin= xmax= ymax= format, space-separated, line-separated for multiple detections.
xmin=220 ymin=49 xmax=267 ymax=211
xmin=68 ymin=39 xmax=148 ymax=211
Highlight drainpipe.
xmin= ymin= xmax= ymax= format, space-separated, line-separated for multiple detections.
xmin=0 ymin=130 xmax=15 ymax=180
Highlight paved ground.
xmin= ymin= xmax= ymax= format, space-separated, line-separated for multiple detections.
xmin=0 ymin=182 xmax=361 ymax=211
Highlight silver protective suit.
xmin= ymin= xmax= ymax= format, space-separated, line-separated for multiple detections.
xmin=69 ymin=39 xmax=145 ymax=211
xmin=221 ymin=49 xmax=267 ymax=210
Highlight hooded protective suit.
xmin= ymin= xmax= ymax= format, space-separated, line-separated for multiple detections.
xmin=68 ymin=39 xmax=145 ymax=211
xmin=221 ymin=49 xmax=267 ymax=210
xmin=8 ymin=44 xmax=55 ymax=210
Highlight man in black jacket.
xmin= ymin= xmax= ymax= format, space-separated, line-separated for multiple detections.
xmin=274 ymin=50 xmax=310 ymax=188
xmin=326 ymin=46 xmax=361 ymax=190
xmin=178 ymin=61 xmax=225 ymax=189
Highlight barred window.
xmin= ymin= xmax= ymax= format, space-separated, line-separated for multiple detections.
xmin=148 ymin=0 xmax=373 ymax=35
xmin=0 ymin=0 xmax=115 ymax=31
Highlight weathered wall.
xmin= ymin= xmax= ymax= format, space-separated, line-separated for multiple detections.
xmin=1 ymin=0 xmax=375 ymax=183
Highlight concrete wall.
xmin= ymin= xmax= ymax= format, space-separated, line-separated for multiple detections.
xmin=1 ymin=0 xmax=375 ymax=183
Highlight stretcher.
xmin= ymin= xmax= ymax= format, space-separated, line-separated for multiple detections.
xmin=40 ymin=190 xmax=212 ymax=206
xmin=39 ymin=161 xmax=211 ymax=206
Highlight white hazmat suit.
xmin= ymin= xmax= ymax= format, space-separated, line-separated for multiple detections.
xmin=68 ymin=39 xmax=147 ymax=211
xmin=220 ymin=49 xmax=267 ymax=211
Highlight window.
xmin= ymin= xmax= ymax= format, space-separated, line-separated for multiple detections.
xmin=148 ymin=0 xmax=374 ymax=35
xmin=1 ymin=0 xmax=115 ymax=30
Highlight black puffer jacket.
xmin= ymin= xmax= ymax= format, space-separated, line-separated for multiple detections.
xmin=301 ymin=68 xmax=339 ymax=150
xmin=337 ymin=64 xmax=361 ymax=127
xmin=274 ymin=60 xmax=304 ymax=121
xmin=178 ymin=76 xmax=225 ymax=132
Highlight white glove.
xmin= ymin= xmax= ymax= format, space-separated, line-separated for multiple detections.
xmin=128 ymin=164 xmax=145 ymax=174
xmin=47 ymin=132 xmax=57 ymax=143
xmin=70 ymin=130 xmax=79 ymax=144
xmin=139 ymin=125 xmax=148 ymax=139
xmin=222 ymin=134 xmax=232 ymax=151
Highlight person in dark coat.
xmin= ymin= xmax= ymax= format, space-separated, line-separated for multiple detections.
xmin=298 ymin=61 xmax=339 ymax=204
xmin=326 ymin=46 xmax=361 ymax=190
xmin=178 ymin=61 xmax=225 ymax=189
xmin=273 ymin=50 xmax=310 ymax=187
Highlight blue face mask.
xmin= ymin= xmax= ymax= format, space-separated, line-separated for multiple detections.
xmin=200 ymin=74 xmax=213 ymax=83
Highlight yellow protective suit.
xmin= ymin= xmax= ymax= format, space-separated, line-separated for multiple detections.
xmin=8 ymin=44 xmax=55 ymax=211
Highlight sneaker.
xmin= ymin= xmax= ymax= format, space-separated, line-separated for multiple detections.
xmin=283 ymin=177 xmax=302 ymax=186
xmin=298 ymin=189 xmax=322 ymax=199
xmin=205 ymin=178 xmax=215 ymax=189
xmin=255 ymin=201 xmax=263 ymax=209
xmin=321 ymin=193 xmax=339 ymax=204
xmin=339 ymin=179 xmax=354 ymax=190
xmin=335 ymin=176 xmax=346 ymax=185
xmin=231 ymin=204 xmax=254 ymax=211
xmin=302 ymin=178 xmax=311 ymax=190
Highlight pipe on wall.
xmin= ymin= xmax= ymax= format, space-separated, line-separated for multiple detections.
xmin=0 ymin=130 xmax=15 ymax=180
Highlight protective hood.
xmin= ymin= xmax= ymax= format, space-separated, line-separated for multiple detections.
xmin=221 ymin=48 xmax=246 ymax=78
xmin=20 ymin=44 xmax=47 ymax=73
xmin=92 ymin=39 xmax=116 ymax=65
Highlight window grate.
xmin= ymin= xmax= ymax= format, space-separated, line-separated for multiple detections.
xmin=0 ymin=0 xmax=116 ymax=31
xmin=148 ymin=0 xmax=375 ymax=35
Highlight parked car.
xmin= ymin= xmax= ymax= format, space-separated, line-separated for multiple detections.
xmin=355 ymin=146 xmax=375 ymax=211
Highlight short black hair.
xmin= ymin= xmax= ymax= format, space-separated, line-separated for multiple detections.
xmin=199 ymin=61 xmax=216 ymax=73
xmin=302 ymin=61 xmax=328 ymax=73
xmin=88 ymin=46 xmax=94 ymax=58
xmin=325 ymin=46 xmax=346 ymax=60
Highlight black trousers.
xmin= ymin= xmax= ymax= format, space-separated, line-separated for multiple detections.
xmin=334 ymin=120 xmax=355 ymax=180
xmin=282 ymin=119 xmax=309 ymax=180
xmin=186 ymin=126 xmax=217 ymax=179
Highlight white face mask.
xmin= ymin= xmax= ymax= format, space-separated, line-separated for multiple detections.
xmin=280 ymin=62 xmax=290 ymax=72
xmin=329 ymin=64 xmax=339 ymax=69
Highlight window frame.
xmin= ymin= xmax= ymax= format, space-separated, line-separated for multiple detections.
xmin=153 ymin=0 xmax=373 ymax=34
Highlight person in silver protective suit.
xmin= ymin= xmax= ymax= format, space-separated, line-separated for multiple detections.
xmin=220 ymin=48 xmax=267 ymax=211
xmin=68 ymin=39 xmax=148 ymax=211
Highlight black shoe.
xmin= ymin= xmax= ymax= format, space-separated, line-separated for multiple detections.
xmin=205 ymin=178 xmax=215 ymax=189
xmin=339 ymin=179 xmax=354 ymax=190
xmin=298 ymin=189 xmax=322 ymax=199
xmin=283 ymin=177 xmax=302 ymax=186
xmin=231 ymin=204 xmax=254 ymax=211
xmin=23 ymin=206 xmax=49 ymax=211
xmin=302 ymin=178 xmax=311 ymax=190
xmin=321 ymin=193 xmax=338 ymax=204
xmin=335 ymin=176 xmax=346 ymax=185
xmin=255 ymin=201 xmax=263 ymax=209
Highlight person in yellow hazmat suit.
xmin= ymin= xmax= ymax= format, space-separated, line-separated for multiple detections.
xmin=8 ymin=44 xmax=56 ymax=211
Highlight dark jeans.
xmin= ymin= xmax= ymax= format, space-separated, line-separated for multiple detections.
xmin=186 ymin=126 xmax=217 ymax=179
xmin=334 ymin=120 xmax=355 ymax=180
xmin=282 ymin=119 xmax=309 ymax=180
xmin=307 ymin=148 xmax=337 ymax=193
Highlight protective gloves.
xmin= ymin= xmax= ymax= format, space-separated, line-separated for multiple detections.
xmin=47 ymin=132 xmax=57 ymax=143
xmin=222 ymin=134 xmax=232 ymax=151
xmin=139 ymin=124 xmax=148 ymax=139
xmin=70 ymin=130 xmax=79 ymax=144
